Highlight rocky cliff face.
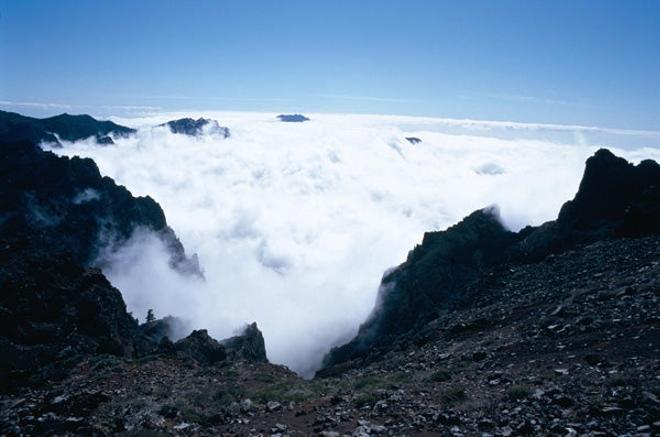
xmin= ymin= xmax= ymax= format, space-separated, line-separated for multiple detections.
xmin=518 ymin=149 xmax=660 ymax=258
xmin=323 ymin=208 xmax=521 ymax=368
xmin=0 ymin=140 xmax=201 ymax=275
xmin=221 ymin=322 xmax=269 ymax=363
xmin=0 ymin=239 xmax=148 ymax=391
xmin=0 ymin=110 xmax=135 ymax=145
xmin=0 ymin=136 xmax=271 ymax=393
xmin=322 ymin=149 xmax=660 ymax=370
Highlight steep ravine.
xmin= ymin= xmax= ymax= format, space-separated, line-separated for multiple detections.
xmin=0 ymin=120 xmax=658 ymax=435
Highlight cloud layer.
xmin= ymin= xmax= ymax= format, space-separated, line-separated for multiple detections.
xmin=50 ymin=112 xmax=660 ymax=376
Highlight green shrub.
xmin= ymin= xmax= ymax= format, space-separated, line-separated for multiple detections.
xmin=353 ymin=375 xmax=384 ymax=390
xmin=507 ymin=384 xmax=531 ymax=400
xmin=354 ymin=391 xmax=379 ymax=407
xmin=441 ymin=386 xmax=467 ymax=405
xmin=429 ymin=368 xmax=451 ymax=382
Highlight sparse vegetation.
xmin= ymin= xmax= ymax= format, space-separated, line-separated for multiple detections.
xmin=507 ymin=384 xmax=532 ymax=400
xmin=354 ymin=391 xmax=379 ymax=407
xmin=441 ymin=386 xmax=467 ymax=405
xmin=353 ymin=375 xmax=385 ymax=390
xmin=429 ymin=367 xmax=451 ymax=382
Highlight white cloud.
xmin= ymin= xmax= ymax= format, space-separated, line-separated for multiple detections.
xmin=49 ymin=112 xmax=660 ymax=376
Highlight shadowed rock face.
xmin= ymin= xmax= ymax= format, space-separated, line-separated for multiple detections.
xmin=0 ymin=110 xmax=135 ymax=145
xmin=170 ymin=323 xmax=268 ymax=365
xmin=160 ymin=117 xmax=230 ymax=137
xmin=0 ymin=140 xmax=201 ymax=276
xmin=0 ymin=240 xmax=149 ymax=391
xmin=0 ymin=138 xmax=201 ymax=390
xmin=0 ymin=135 xmax=273 ymax=391
xmin=221 ymin=322 xmax=269 ymax=363
xmin=173 ymin=330 xmax=227 ymax=365
xmin=321 ymin=149 xmax=660 ymax=371
xmin=322 ymin=208 xmax=521 ymax=369
xmin=277 ymin=114 xmax=310 ymax=122
xmin=518 ymin=149 xmax=660 ymax=258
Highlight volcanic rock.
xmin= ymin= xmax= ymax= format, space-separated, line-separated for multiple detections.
xmin=0 ymin=110 xmax=134 ymax=146
xmin=277 ymin=114 xmax=310 ymax=122
xmin=160 ymin=117 xmax=230 ymax=137
xmin=221 ymin=322 xmax=269 ymax=363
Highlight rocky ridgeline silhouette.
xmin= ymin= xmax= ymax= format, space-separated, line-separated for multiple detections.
xmin=0 ymin=137 xmax=267 ymax=393
xmin=0 ymin=110 xmax=135 ymax=145
xmin=321 ymin=149 xmax=660 ymax=371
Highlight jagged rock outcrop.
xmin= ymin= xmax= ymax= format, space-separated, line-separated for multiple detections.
xmin=322 ymin=208 xmax=521 ymax=369
xmin=0 ymin=140 xmax=201 ymax=276
xmin=322 ymin=149 xmax=660 ymax=370
xmin=221 ymin=322 xmax=268 ymax=363
xmin=173 ymin=330 xmax=227 ymax=365
xmin=160 ymin=117 xmax=230 ymax=137
xmin=518 ymin=148 xmax=660 ymax=258
xmin=171 ymin=323 xmax=268 ymax=365
xmin=277 ymin=114 xmax=310 ymax=122
xmin=0 ymin=110 xmax=134 ymax=145
xmin=0 ymin=137 xmax=203 ymax=390
xmin=0 ymin=239 xmax=149 ymax=391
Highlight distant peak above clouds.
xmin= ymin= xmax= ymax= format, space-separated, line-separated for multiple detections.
xmin=159 ymin=117 xmax=230 ymax=138
xmin=277 ymin=114 xmax=310 ymax=123
xmin=0 ymin=110 xmax=135 ymax=146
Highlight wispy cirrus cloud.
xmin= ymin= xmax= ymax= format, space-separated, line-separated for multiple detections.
xmin=140 ymin=94 xmax=295 ymax=102
xmin=313 ymin=93 xmax=412 ymax=103
xmin=486 ymin=93 xmax=592 ymax=108
xmin=0 ymin=100 xmax=161 ymax=112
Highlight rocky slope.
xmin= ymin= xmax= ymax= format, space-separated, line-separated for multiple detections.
xmin=0 ymin=111 xmax=135 ymax=145
xmin=322 ymin=149 xmax=660 ymax=370
xmin=0 ymin=139 xmax=201 ymax=275
xmin=0 ymin=116 xmax=658 ymax=436
xmin=0 ymin=137 xmax=267 ymax=395
xmin=1 ymin=231 xmax=657 ymax=436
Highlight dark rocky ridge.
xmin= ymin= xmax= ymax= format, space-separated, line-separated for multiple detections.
xmin=0 ymin=135 xmax=270 ymax=394
xmin=221 ymin=322 xmax=269 ymax=363
xmin=322 ymin=149 xmax=660 ymax=370
xmin=160 ymin=117 xmax=230 ymax=137
xmin=2 ymin=230 xmax=657 ymax=435
xmin=0 ymin=140 xmax=201 ymax=276
xmin=0 ymin=110 xmax=135 ymax=146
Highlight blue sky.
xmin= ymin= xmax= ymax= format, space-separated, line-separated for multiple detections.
xmin=1 ymin=0 xmax=658 ymax=129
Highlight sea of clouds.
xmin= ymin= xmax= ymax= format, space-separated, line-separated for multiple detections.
xmin=49 ymin=112 xmax=660 ymax=376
